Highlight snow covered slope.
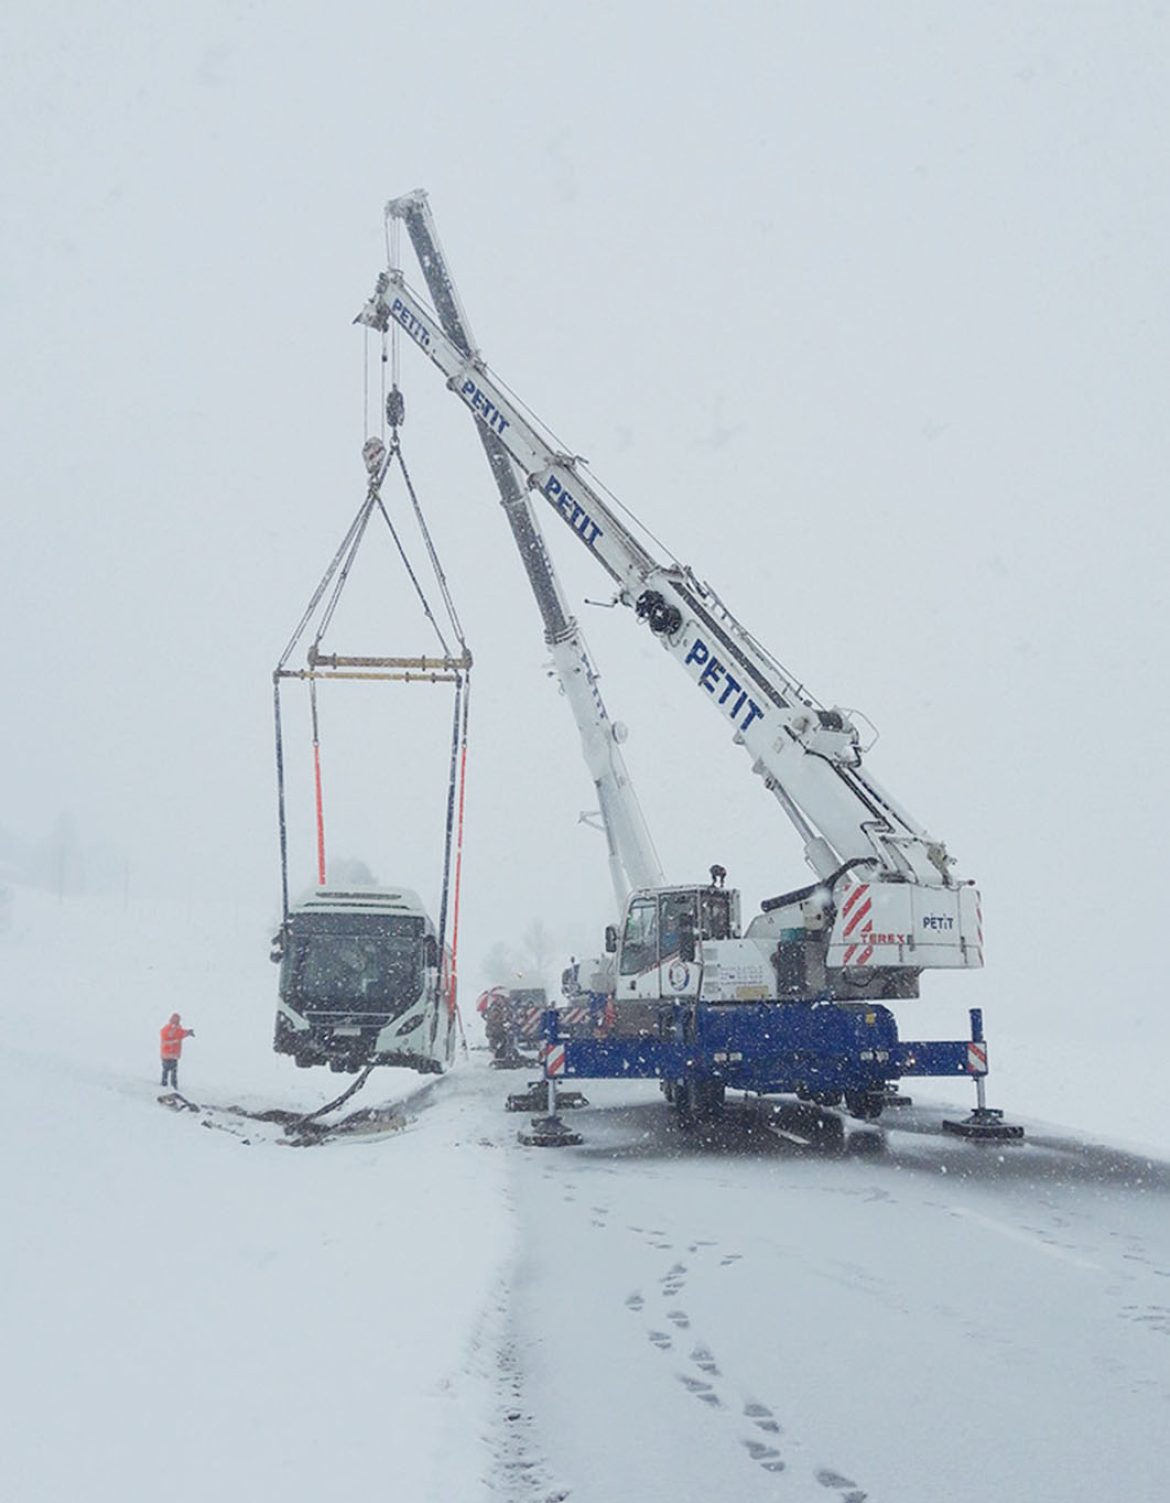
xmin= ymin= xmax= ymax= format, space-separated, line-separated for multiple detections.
xmin=3 ymin=887 xmax=1168 ymax=1502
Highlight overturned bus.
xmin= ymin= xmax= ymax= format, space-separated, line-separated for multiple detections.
xmin=271 ymin=886 xmax=455 ymax=1074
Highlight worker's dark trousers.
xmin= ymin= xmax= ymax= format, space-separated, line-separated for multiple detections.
xmin=161 ymin=1059 xmax=178 ymax=1088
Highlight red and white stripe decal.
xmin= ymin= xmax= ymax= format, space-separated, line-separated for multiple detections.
xmin=841 ymin=883 xmax=872 ymax=938
xmin=519 ymin=1008 xmax=543 ymax=1037
xmin=967 ymin=1041 xmax=988 ymax=1075
xmin=542 ymin=1043 xmax=567 ymax=1077
xmin=562 ymin=1006 xmax=590 ymax=1026
xmin=842 ymin=885 xmax=875 ymax=965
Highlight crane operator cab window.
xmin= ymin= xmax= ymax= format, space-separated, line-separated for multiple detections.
xmin=620 ymin=888 xmax=736 ymax=976
xmin=619 ymin=899 xmax=658 ymax=975
xmin=700 ymin=888 xmax=733 ymax=942
xmin=659 ymin=892 xmax=696 ymax=962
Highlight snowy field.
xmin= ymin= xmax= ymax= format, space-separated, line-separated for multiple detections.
xmin=2 ymin=886 xmax=1168 ymax=1503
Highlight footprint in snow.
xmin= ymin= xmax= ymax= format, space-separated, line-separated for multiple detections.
xmin=625 ymin=1293 xmax=644 ymax=1312
xmin=648 ymin=1331 xmax=672 ymax=1350
xmin=742 ymin=1437 xmax=786 ymax=1471
xmin=678 ymin=1374 xmax=721 ymax=1407
xmin=816 ymin=1466 xmax=867 ymax=1501
xmin=1122 ymin=1304 xmax=1170 ymax=1333
xmin=720 ymin=1253 xmax=742 ymax=1267
xmin=691 ymin=1345 xmax=719 ymax=1375
xmin=667 ymin=1310 xmax=690 ymax=1329
xmin=744 ymin=1401 xmax=782 ymax=1435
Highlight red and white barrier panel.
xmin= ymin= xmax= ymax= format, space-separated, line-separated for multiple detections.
xmin=541 ymin=1043 xmax=567 ymax=1078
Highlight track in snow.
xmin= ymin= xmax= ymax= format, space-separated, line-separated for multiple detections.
xmin=503 ymin=1076 xmax=1170 ymax=1503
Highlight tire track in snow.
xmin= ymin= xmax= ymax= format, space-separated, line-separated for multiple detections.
xmin=489 ymin=1331 xmax=569 ymax=1503
xmin=479 ymin=1167 xmax=571 ymax=1503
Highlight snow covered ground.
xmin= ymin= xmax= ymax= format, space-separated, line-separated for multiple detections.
xmin=3 ymin=886 xmax=1168 ymax=1502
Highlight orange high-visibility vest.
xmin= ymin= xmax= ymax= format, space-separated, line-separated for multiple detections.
xmin=160 ymin=1023 xmax=189 ymax=1060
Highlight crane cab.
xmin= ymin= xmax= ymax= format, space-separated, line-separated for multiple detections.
xmin=606 ymin=881 xmax=740 ymax=1027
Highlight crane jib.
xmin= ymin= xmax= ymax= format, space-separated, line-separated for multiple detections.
xmin=684 ymin=637 xmax=765 ymax=733
xmin=542 ymin=473 xmax=603 ymax=548
xmin=384 ymin=288 xmax=607 ymax=552
xmin=459 ymin=377 xmax=510 ymax=437
xmin=388 ymin=295 xmax=432 ymax=351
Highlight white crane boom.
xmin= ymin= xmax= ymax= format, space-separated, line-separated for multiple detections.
xmin=358 ymin=203 xmax=981 ymax=979
xmin=382 ymin=192 xmax=664 ymax=910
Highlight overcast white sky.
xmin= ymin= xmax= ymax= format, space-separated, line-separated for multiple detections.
xmin=3 ymin=2 xmax=1167 ymax=1046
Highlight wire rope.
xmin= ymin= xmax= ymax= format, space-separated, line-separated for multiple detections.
xmin=394 ymin=447 xmax=467 ymax=650
xmin=311 ymin=492 xmax=379 ymax=649
xmin=277 ymin=500 xmax=373 ymax=668
xmin=446 ymin=676 xmax=471 ymax=1021
xmin=372 ymin=485 xmax=454 ymax=658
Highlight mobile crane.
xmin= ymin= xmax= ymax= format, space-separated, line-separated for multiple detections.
xmin=359 ymin=193 xmax=1020 ymax=1143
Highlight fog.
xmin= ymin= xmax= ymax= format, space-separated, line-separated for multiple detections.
xmin=3 ymin=2 xmax=1166 ymax=1054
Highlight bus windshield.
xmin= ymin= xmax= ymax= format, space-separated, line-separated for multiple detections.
xmin=287 ymin=930 xmax=423 ymax=1015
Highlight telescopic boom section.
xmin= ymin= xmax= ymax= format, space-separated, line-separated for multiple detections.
xmin=358 ymin=207 xmax=982 ymax=978
xmin=382 ymin=192 xmax=664 ymax=907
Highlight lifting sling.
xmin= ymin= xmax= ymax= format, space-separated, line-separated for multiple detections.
xmin=272 ymin=413 xmax=473 ymax=1009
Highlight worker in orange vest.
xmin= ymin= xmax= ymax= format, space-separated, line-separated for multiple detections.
xmin=160 ymin=1012 xmax=195 ymax=1090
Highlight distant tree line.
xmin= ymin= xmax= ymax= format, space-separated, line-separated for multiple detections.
xmin=0 ymin=814 xmax=128 ymax=901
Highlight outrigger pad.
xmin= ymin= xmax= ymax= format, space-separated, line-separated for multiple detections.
xmin=518 ymin=1114 xmax=583 ymax=1148
xmin=505 ymin=1084 xmax=589 ymax=1113
xmin=942 ymin=1107 xmax=1025 ymax=1142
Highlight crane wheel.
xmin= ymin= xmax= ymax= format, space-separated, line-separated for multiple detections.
xmin=677 ymin=1080 xmax=725 ymax=1121
xmin=843 ymin=1089 xmax=885 ymax=1122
